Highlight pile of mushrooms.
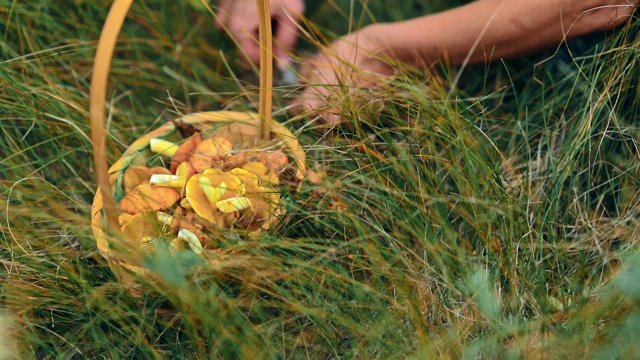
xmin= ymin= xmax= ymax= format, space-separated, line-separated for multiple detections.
xmin=90 ymin=0 xmax=300 ymax=265
xmin=115 ymin=133 xmax=289 ymax=254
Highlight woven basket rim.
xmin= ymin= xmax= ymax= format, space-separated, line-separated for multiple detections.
xmin=91 ymin=111 xmax=307 ymax=278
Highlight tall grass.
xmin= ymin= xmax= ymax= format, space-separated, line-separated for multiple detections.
xmin=2 ymin=0 xmax=640 ymax=358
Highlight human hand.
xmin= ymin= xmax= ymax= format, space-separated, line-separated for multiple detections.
xmin=293 ymin=24 xmax=394 ymax=126
xmin=216 ymin=0 xmax=304 ymax=65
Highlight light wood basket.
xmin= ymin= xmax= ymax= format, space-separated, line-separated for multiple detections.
xmin=89 ymin=0 xmax=306 ymax=281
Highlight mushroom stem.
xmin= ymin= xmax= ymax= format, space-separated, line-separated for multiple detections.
xmin=150 ymin=174 xmax=186 ymax=188
xmin=156 ymin=212 xmax=175 ymax=226
xmin=178 ymin=229 xmax=204 ymax=254
xmin=150 ymin=138 xmax=178 ymax=157
xmin=257 ymin=0 xmax=273 ymax=141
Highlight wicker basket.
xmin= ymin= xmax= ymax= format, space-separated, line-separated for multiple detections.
xmin=89 ymin=0 xmax=305 ymax=282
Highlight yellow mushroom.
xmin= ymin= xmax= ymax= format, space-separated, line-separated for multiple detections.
xmin=216 ymin=196 xmax=252 ymax=213
xmin=230 ymin=168 xmax=281 ymax=230
xmin=184 ymin=169 xmax=247 ymax=224
xmin=177 ymin=228 xmax=203 ymax=254
xmin=190 ymin=137 xmax=233 ymax=173
xmin=150 ymin=138 xmax=179 ymax=157
xmin=197 ymin=176 xmax=226 ymax=204
xmin=156 ymin=212 xmax=176 ymax=227
xmin=118 ymin=212 xmax=134 ymax=226
xmin=180 ymin=198 xmax=193 ymax=210
xmin=241 ymin=161 xmax=279 ymax=186
xmin=170 ymin=133 xmax=202 ymax=173
xmin=149 ymin=161 xmax=195 ymax=195
xmin=170 ymin=237 xmax=184 ymax=251
xmin=123 ymin=166 xmax=170 ymax=193
xmin=223 ymin=150 xmax=289 ymax=176
xmin=118 ymin=183 xmax=181 ymax=215
xmin=184 ymin=174 xmax=225 ymax=223
xmin=120 ymin=211 xmax=163 ymax=249
xmin=198 ymin=137 xmax=233 ymax=156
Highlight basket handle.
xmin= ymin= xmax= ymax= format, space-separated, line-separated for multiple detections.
xmin=90 ymin=0 xmax=275 ymax=236
xmin=89 ymin=0 xmax=134 ymax=237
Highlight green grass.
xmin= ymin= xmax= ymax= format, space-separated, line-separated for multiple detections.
xmin=2 ymin=0 xmax=640 ymax=358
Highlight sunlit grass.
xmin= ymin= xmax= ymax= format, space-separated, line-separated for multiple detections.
xmin=2 ymin=0 xmax=640 ymax=358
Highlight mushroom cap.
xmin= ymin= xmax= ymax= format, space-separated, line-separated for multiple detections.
xmin=150 ymin=138 xmax=179 ymax=157
xmin=118 ymin=182 xmax=181 ymax=214
xmin=264 ymin=150 xmax=289 ymax=174
xmin=190 ymin=155 xmax=214 ymax=174
xmin=119 ymin=211 xmax=163 ymax=249
xmin=241 ymin=161 xmax=279 ymax=186
xmin=123 ymin=166 xmax=170 ymax=193
xmin=170 ymin=133 xmax=202 ymax=173
xmin=184 ymin=169 xmax=245 ymax=223
xmin=230 ymin=168 xmax=280 ymax=230
xmin=196 ymin=137 xmax=233 ymax=157
xmin=223 ymin=150 xmax=289 ymax=178
xmin=150 ymin=161 xmax=195 ymax=196
xmin=190 ymin=137 xmax=233 ymax=173
xmin=176 ymin=111 xmax=306 ymax=181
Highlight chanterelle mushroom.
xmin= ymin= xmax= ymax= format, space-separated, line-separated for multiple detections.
xmin=190 ymin=137 xmax=233 ymax=173
xmin=150 ymin=161 xmax=195 ymax=195
xmin=230 ymin=168 xmax=280 ymax=230
xmin=123 ymin=166 xmax=170 ymax=193
xmin=150 ymin=138 xmax=179 ymax=157
xmin=119 ymin=211 xmax=163 ymax=250
xmin=183 ymin=169 xmax=246 ymax=224
xmin=170 ymin=133 xmax=202 ymax=173
xmin=118 ymin=182 xmax=181 ymax=215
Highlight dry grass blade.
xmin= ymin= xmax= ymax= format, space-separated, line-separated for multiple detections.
xmin=89 ymin=0 xmax=135 ymax=236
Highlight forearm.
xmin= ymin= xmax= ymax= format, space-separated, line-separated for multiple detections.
xmin=371 ymin=0 xmax=636 ymax=66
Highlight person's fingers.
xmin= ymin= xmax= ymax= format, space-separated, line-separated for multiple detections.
xmin=216 ymin=0 xmax=305 ymax=66
xmin=238 ymin=34 xmax=261 ymax=64
xmin=272 ymin=2 xmax=303 ymax=60
xmin=215 ymin=0 xmax=262 ymax=64
xmin=215 ymin=11 xmax=227 ymax=30
xmin=227 ymin=23 xmax=261 ymax=64
xmin=292 ymin=51 xmax=345 ymax=124
xmin=292 ymin=69 xmax=345 ymax=127
xmin=273 ymin=21 xmax=298 ymax=61
xmin=293 ymin=63 xmax=392 ymax=127
xmin=296 ymin=92 xmax=341 ymax=127
xmin=298 ymin=58 xmax=314 ymax=81
xmin=214 ymin=0 xmax=232 ymax=30
xmin=299 ymin=53 xmax=338 ymax=84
